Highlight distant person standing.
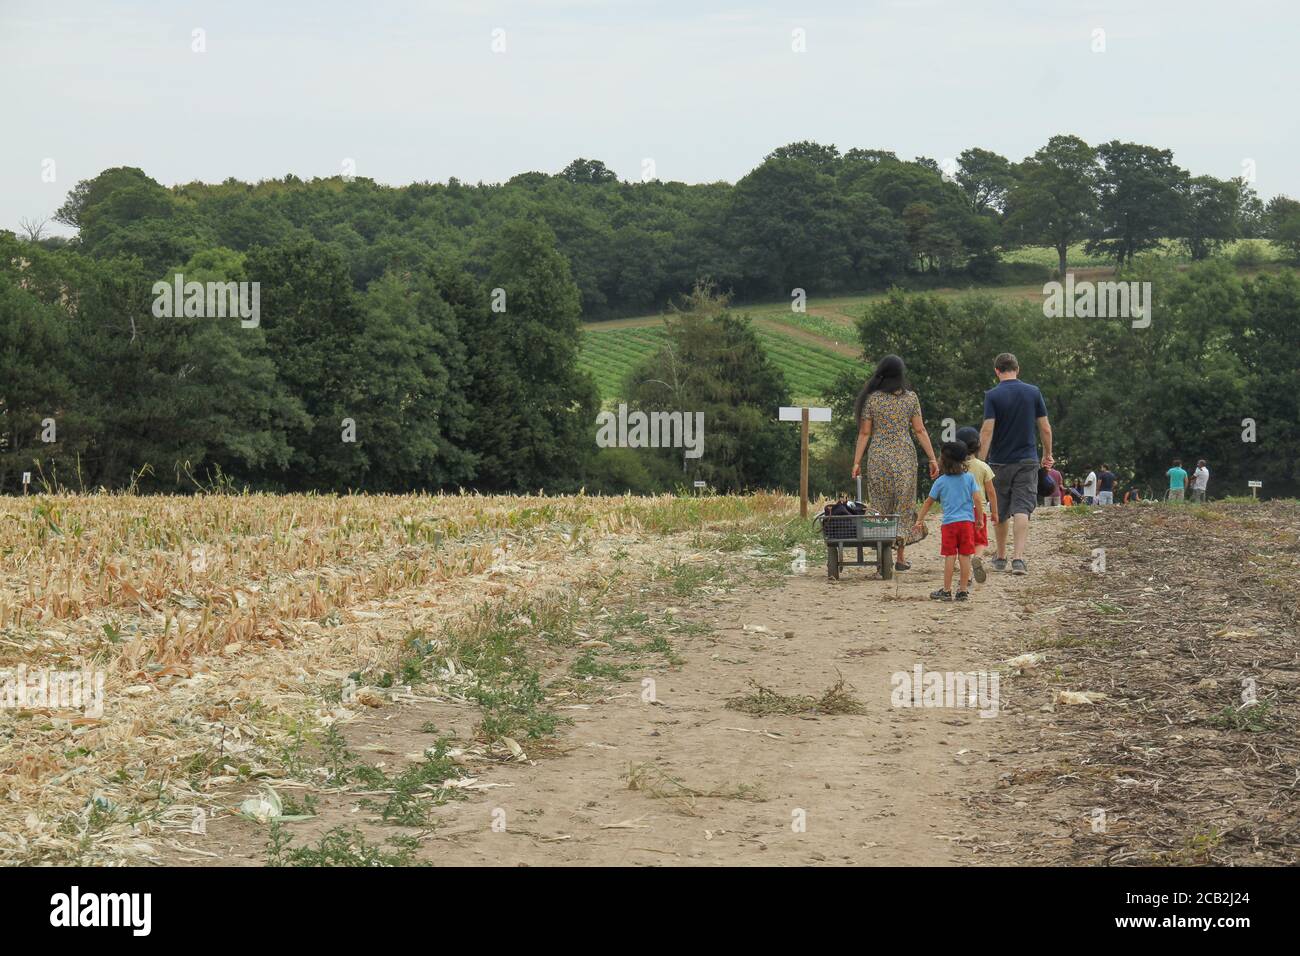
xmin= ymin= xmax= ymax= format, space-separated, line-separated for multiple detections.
xmin=978 ymin=353 xmax=1053 ymax=575
xmin=1096 ymin=464 xmax=1116 ymax=505
xmin=1083 ymin=468 xmax=1098 ymax=505
xmin=1192 ymin=460 xmax=1210 ymax=502
xmin=1167 ymin=459 xmax=1189 ymax=501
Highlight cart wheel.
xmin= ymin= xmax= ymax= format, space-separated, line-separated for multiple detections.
xmin=878 ymin=543 xmax=894 ymax=579
xmin=826 ymin=545 xmax=840 ymax=580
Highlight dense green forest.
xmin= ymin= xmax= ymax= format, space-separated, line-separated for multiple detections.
xmin=3 ymin=136 xmax=1299 ymax=496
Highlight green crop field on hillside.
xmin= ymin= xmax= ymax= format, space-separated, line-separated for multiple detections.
xmin=580 ymin=322 xmax=863 ymax=406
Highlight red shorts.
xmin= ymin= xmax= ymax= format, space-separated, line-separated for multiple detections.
xmin=940 ymin=520 xmax=977 ymax=556
xmin=974 ymin=514 xmax=988 ymax=547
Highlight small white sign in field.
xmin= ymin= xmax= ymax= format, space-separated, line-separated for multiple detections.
xmin=1248 ymin=480 xmax=1262 ymax=488
xmin=779 ymin=406 xmax=832 ymax=422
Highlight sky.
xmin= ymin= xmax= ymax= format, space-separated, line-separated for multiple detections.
xmin=3 ymin=0 xmax=1297 ymax=236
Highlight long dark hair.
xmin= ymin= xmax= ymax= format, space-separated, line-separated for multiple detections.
xmin=854 ymin=354 xmax=912 ymax=421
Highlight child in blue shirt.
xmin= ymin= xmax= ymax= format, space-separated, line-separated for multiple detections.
xmin=913 ymin=442 xmax=985 ymax=602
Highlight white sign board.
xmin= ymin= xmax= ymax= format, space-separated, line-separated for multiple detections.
xmin=693 ymin=481 xmax=707 ymax=488
xmin=21 ymin=472 xmax=31 ymax=484
xmin=1248 ymin=480 xmax=1262 ymax=488
xmin=779 ymin=406 xmax=832 ymax=422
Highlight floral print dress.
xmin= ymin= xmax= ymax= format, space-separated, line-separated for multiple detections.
xmin=864 ymin=389 xmax=923 ymax=545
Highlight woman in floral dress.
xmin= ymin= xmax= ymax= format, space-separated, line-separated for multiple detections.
xmin=850 ymin=355 xmax=939 ymax=571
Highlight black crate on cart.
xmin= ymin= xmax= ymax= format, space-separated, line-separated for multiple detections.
xmin=813 ymin=477 xmax=901 ymax=580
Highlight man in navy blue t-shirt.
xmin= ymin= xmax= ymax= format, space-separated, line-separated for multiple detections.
xmin=978 ymin=353 xmax=1054 ymax=575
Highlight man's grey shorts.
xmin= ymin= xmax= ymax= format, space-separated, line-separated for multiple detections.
xmin=992 ymin=461 xmax=1039 ymax=519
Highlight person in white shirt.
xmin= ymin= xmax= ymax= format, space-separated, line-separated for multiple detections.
xmin=1192 ymin=460 xmax=1210 ymax=503
xmin=1083 ymin=469 xmax=1098 ymax=505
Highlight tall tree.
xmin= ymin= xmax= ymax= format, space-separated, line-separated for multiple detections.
xmin=1180 ymin=176 xmax=1241 ymax=260
xmin=467 ymin=219 xmax=598 ymax=492
xmin=1004 ymin=135 xmax=1098 ymax=278
xmin=956 ymin=147 xmax=1015 ymax=214
xmin=1086 ymin=141 xmax=1189 ymax=268
xmin=243 ymin=241 xmax=367 ymax=488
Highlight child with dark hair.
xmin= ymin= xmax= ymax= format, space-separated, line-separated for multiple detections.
xmin=913 ymin=442 xmax=985 ymax=602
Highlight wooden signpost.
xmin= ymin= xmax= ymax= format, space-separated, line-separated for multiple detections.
xmin=1248 ymin=480 xmax=1262 ymax=499
xmin=779 ymin=406 xmax=832 ymax=518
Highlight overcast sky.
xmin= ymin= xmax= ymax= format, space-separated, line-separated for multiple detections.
xmin=4 ymin=0 xmax=1297 ymax=236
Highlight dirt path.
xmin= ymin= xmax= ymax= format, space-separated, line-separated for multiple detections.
xmin=421 ymin=528 xmax=1062 ymax=865
xmin=383 ymin=521 xmax=1060 ymax=865
xmin=162 ymin=514 xmax=1066 ymax=866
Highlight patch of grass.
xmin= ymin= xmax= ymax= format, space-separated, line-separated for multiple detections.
xmin=725 ymin=675 xmax=865 ymax=716
xmin=266 ymin=824 xmax=423 ymax=867
xmin=709 ymin=518 xmax=821 ymax=555
xmin=471 ymin=672 xmax=565 ymax=741
xmin=642 ymin=633 xmax=685 ymax=665
xmin=359 ymin=739 xmax=465 ymax=826
xmin=439 ymin=601 xmax=571 ymax=742
xmin=570 ymin=649 xmax=633 ymax=682
xmin=317 ymin=725 xmax=376 ymax=788
xmin=373 ymin=630 xmax=441 ymax=688
xmin=280 ymin=793 xmax=319 ymax=817
xmin=659 ymin=558 xmax=728 ymax=596
xmin=1207 ymin=701 xmax=1276 ymax=733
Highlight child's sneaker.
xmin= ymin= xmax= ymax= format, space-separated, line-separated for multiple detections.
xmin=955 ymin=590 xmax=970 ymax=601
xmin=991 ymin=557 xmax=1008 ymax=573
xmin=971 ymin=556 xmax=987 ymax=583
xmin=929 ymin=588 xmax=953 ymax=602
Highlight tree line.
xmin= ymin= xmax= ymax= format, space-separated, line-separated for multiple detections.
xmin=30 ymin=136 xmax=1300 ymax=321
